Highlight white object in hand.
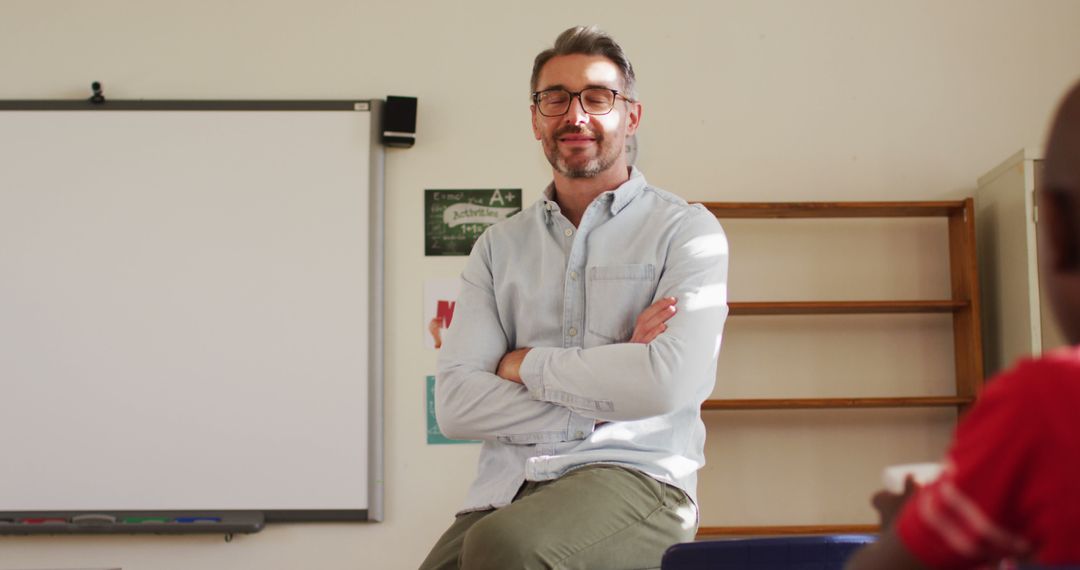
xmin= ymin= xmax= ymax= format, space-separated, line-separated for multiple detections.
xmin=882 ymin=462 xmax=944 ymax=494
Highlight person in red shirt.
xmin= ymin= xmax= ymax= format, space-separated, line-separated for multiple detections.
xmin=846 ymin=80 xmax=1080 ymax=569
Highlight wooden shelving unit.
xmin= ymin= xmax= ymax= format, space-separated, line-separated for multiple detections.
xmin=695 ymin=200 xmax=984 ymax=538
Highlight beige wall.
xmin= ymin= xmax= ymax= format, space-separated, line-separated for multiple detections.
xmin=2 ymin=1 xmax=1079 ymax=568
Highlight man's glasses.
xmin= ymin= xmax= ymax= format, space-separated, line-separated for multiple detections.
xmin=531 ymin=88 xmax=633 ymax=117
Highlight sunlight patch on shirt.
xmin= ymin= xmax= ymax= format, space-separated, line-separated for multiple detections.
xmin=682 ymin=232 xmax=728 ymax=259
xmin=657 ymin=454 xmax=699 ymax=479
xmin=683 ymin=283 xmax=727 ymax=312
xmin=591 ymin=417 xmax=673 ymax=442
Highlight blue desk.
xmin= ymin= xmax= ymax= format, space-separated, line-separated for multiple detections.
xmin=661 ymin=535 xmax=876 ymax=570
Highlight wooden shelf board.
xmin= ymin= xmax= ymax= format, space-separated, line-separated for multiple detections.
xmin=697 ymin=524 xmax=878 ymax=537
xmin=729 ymin=300 xmax=966 ymax=315
xmin=702 ymin=396 xmax=972 ymax=410
xmin=699 ymin=201 xmax=965 ymax=218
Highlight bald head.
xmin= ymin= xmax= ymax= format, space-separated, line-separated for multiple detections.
xmin=1040 ymin=80 xmax=1080 ymax=344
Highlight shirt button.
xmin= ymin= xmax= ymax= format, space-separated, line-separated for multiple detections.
xmin=569 ymin=271 xmax=578 ymax=280
xmin=568 ymin=327 xmax=578 ymax=337
xmin=564 ymin=228 xmax=574 ymax=237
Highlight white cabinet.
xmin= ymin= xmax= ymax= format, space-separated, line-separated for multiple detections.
xmin=975 ymin=148 xmax=1067 ymax=377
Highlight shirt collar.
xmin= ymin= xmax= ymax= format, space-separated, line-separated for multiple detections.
xmin=541 ymin=166 xmax=647 ymax=218
xmin=607 ymin=167 xmax=647 ymax=215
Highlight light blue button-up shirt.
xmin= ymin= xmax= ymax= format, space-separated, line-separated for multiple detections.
xmin=436 ymin=167 xmax=729 ymax=515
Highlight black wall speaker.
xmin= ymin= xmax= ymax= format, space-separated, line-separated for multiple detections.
xmin=382 ymin=96 xmax=417 ymax=148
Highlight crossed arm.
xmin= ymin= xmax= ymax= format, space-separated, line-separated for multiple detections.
xmin=434 ymin=290 xmax=683 ymax=443
xmin=435 ymin=210 xmax=728 ymax=442
xmin=494 ymin=297 xmax=677 ymax=384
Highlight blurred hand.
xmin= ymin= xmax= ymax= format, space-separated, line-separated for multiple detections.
xmin=428 ymin=317 xmax=444 ymax=349
xmin=630 ymin=297 xmax=678 ymax=344
xmin=872 ymin=476 xmax=919 ymax=530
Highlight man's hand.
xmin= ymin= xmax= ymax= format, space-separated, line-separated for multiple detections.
xmin=496 ymin=348 xmax=530 ymax=384
xmin=630 ymin=297 xmax=678 ymax=344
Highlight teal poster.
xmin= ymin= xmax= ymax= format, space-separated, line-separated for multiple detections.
xmin=427 ymin=375 xmax=479 ymax=445
xmin=425 ymin=189 xmax=522 ymax=256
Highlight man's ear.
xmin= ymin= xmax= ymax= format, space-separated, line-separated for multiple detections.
xmin=530 ymin=105 xmax=542 ymax=141
xmin=625 ymin=100 xmax=642 ymax=136
xmin=1041 ymin=190 xmax=1080 ymax=271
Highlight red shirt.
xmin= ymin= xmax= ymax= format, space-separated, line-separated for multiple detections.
xmin=896 ymin=346 xmax=1080 ymax=568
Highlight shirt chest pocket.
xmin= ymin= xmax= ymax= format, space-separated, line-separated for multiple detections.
xmin=586 ymin=264 xmax=657 ymax=342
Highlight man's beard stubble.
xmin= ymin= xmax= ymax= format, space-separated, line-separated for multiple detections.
xmin=544 ymin=125 xmax=622 ymax=179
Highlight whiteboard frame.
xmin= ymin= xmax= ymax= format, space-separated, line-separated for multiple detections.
xmin=0 ymin=99 xmax=385 ymax=527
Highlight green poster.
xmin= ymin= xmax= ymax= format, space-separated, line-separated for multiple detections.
xmin=425 ymin=189 xmax=522 ymax=256
xmin=427 ymin=375 xmax=480 ymax=445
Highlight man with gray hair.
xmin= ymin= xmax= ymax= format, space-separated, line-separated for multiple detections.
xmin=420 ymin=26 xmax=729 ymax=569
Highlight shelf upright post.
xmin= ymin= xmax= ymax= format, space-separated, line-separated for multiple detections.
xmin=948 ymin=198 xmax=985 ymax=412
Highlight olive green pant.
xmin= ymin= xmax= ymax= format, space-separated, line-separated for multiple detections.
xmin=418 ymin=465 xmax=697 ymax=570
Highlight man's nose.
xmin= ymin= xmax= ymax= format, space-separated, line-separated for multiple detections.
xmin=565 ymin=94 xmax=589 ymax=124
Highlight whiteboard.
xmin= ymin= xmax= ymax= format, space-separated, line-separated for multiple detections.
xmin=0 ymin=102 xmax=384 ymax=522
